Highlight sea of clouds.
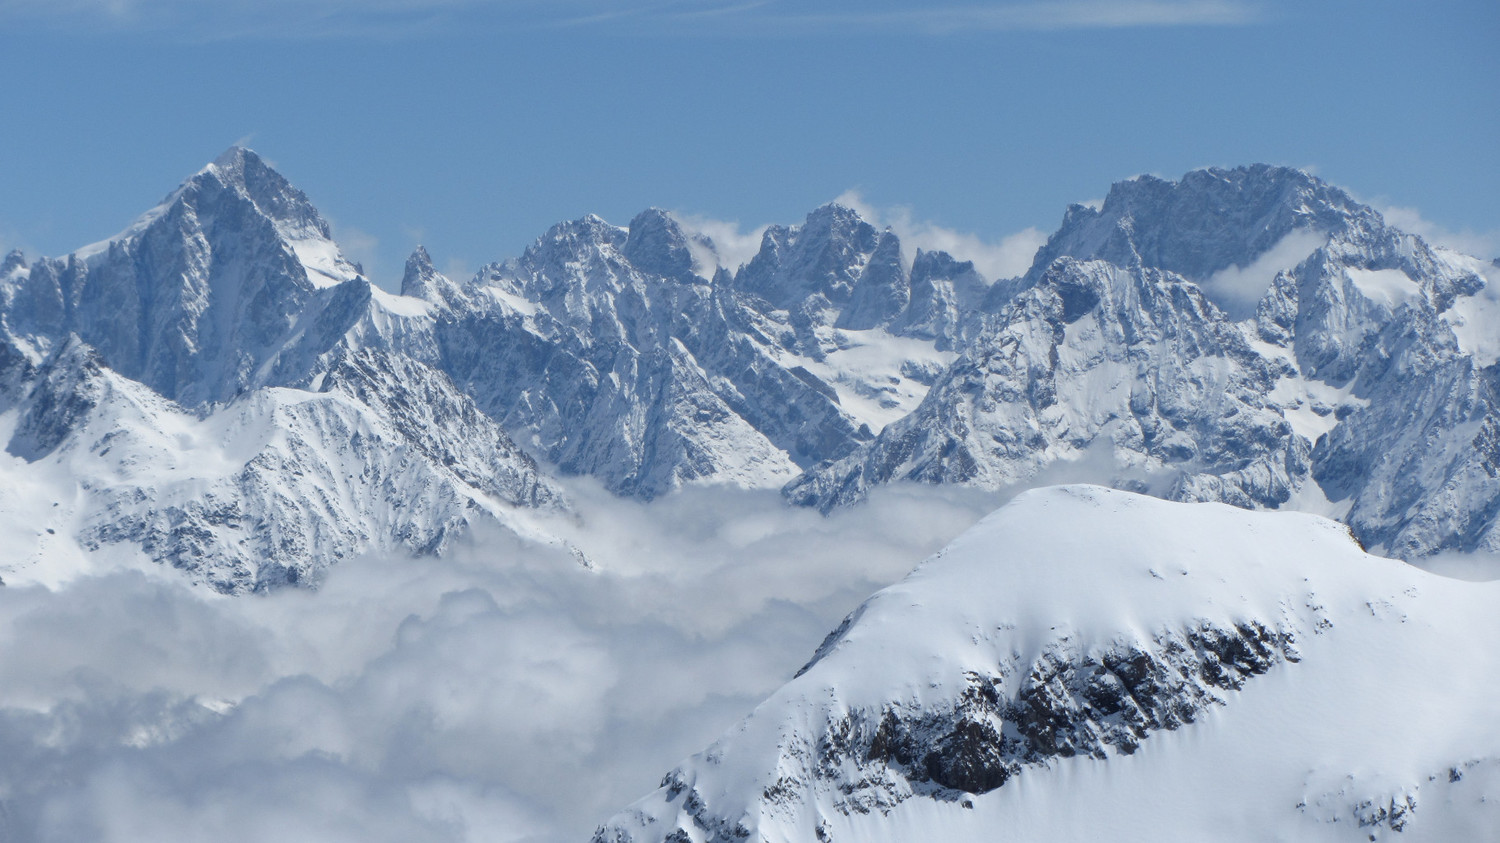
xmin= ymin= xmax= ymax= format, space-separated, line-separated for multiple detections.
xmin=0 ymin=480 xmax=1001 ymax=842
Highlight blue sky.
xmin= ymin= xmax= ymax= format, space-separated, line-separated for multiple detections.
xmin=0 ymin=0 xmax=1496 ymax=286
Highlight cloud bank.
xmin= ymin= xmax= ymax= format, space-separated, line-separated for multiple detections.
xmin=0 ymin=479 xmax=999 ymax=842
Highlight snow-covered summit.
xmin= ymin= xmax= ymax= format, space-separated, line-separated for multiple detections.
xmin=598 ymin=486 xmax=1500 ymax=842
xmin=1029 ymin=166 xmax=1362 ymax=280
xmin=0 ymin=146 xmax=367 ymax=406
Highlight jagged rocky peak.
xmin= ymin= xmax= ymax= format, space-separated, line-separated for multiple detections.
xmin=1 ymin=249 xmax=25 ymax=277
xmin=399 ymin=244 xmax=461 ymax=306
xmin=401 ymin=245 xmax=437 ymax=294
xmin=891 ymin=247 xmax=990 ymax=348
xmin=498 ymin=213 xmax=631 ymax=297
xmin=0 ymin=146 xmax=375 ymax=406
xmin=201 ymin=146 xmax=338 ymax=243
xmin=785 ymin=254 xmax=1306 ymax=513
xmin=1025 ymin=165 xmax=1373 ymax=289
xmin=734 ymin=202 xmax=886 ymax=311
xmin=5 ymin=335 xmax=109 ymax=462
xmin=0 ymin=330 xmax=35 ymax=412
xmin=836 ymin=227 xmax=908 ymax=330
xmin=623 ymin=208 xmax=718 ymax=282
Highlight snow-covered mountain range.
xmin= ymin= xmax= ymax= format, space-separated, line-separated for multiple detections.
xmin=3 ymin=150 xmax=1497 ymax=592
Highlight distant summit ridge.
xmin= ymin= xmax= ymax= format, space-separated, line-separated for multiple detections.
xmin=1 ymin=151 xmax=1496 ymax=589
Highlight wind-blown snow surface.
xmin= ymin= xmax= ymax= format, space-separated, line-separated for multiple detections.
xmin=598 ymin=486 xmax=1500 ymax=843
xmin=0 ymin=481 xmax=997 ymax=843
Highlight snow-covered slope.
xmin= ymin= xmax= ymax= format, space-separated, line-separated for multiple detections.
xmin=596 ymin=486 xmax=1500 ymax=842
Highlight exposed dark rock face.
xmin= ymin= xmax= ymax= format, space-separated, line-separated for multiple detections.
xmin=824 ymin=619 xmax=1295 ymax=801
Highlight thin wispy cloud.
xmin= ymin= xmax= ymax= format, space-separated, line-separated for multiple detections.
xmin=670 ymin=212 xmax=770 ymax=275
xmin=0 ymin=0 xmax=1264 ymax=39
xmin=742 ymin=0 xmax=1262 ymax=35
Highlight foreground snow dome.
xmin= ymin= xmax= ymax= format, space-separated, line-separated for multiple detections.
xmin=598 ymin=486 xmax=1500 ymax=843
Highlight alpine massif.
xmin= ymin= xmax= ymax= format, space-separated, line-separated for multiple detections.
xmin=1 ymin=149 xmax=1497 ymax=840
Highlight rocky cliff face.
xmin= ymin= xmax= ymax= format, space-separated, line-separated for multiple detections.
xmin=0 ymin=148 xmax=366 ymax=407
xmin=420 ymin=206 xmax=965 ymax=498
xmin=786 ymin=256 xmax=1308 ymax=513
xmin=785 ymin=165 xmax=1495 ymax=560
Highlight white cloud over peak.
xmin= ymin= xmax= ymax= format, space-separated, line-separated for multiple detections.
xmin=1203 ymin=228 xmax=1326 ymax=319
xmin=1378 ymin=203 xmax=1500 ymax=260
xmin=834 ymin=189 xmax=1047 ymax=281
xmin=671 ymin=212 xmax=770 ymax=276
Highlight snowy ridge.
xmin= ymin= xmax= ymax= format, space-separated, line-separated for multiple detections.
xmin=0 ymin=338 xmax=564 ymax=593
xmin=596 ymin=486 xmax=1500 ymax=842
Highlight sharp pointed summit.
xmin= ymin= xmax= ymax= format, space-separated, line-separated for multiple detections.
xmin=0 ymin=148 xmax=375 ymax=405
xmin=400 ymin=244 xmax=462 ymax=306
